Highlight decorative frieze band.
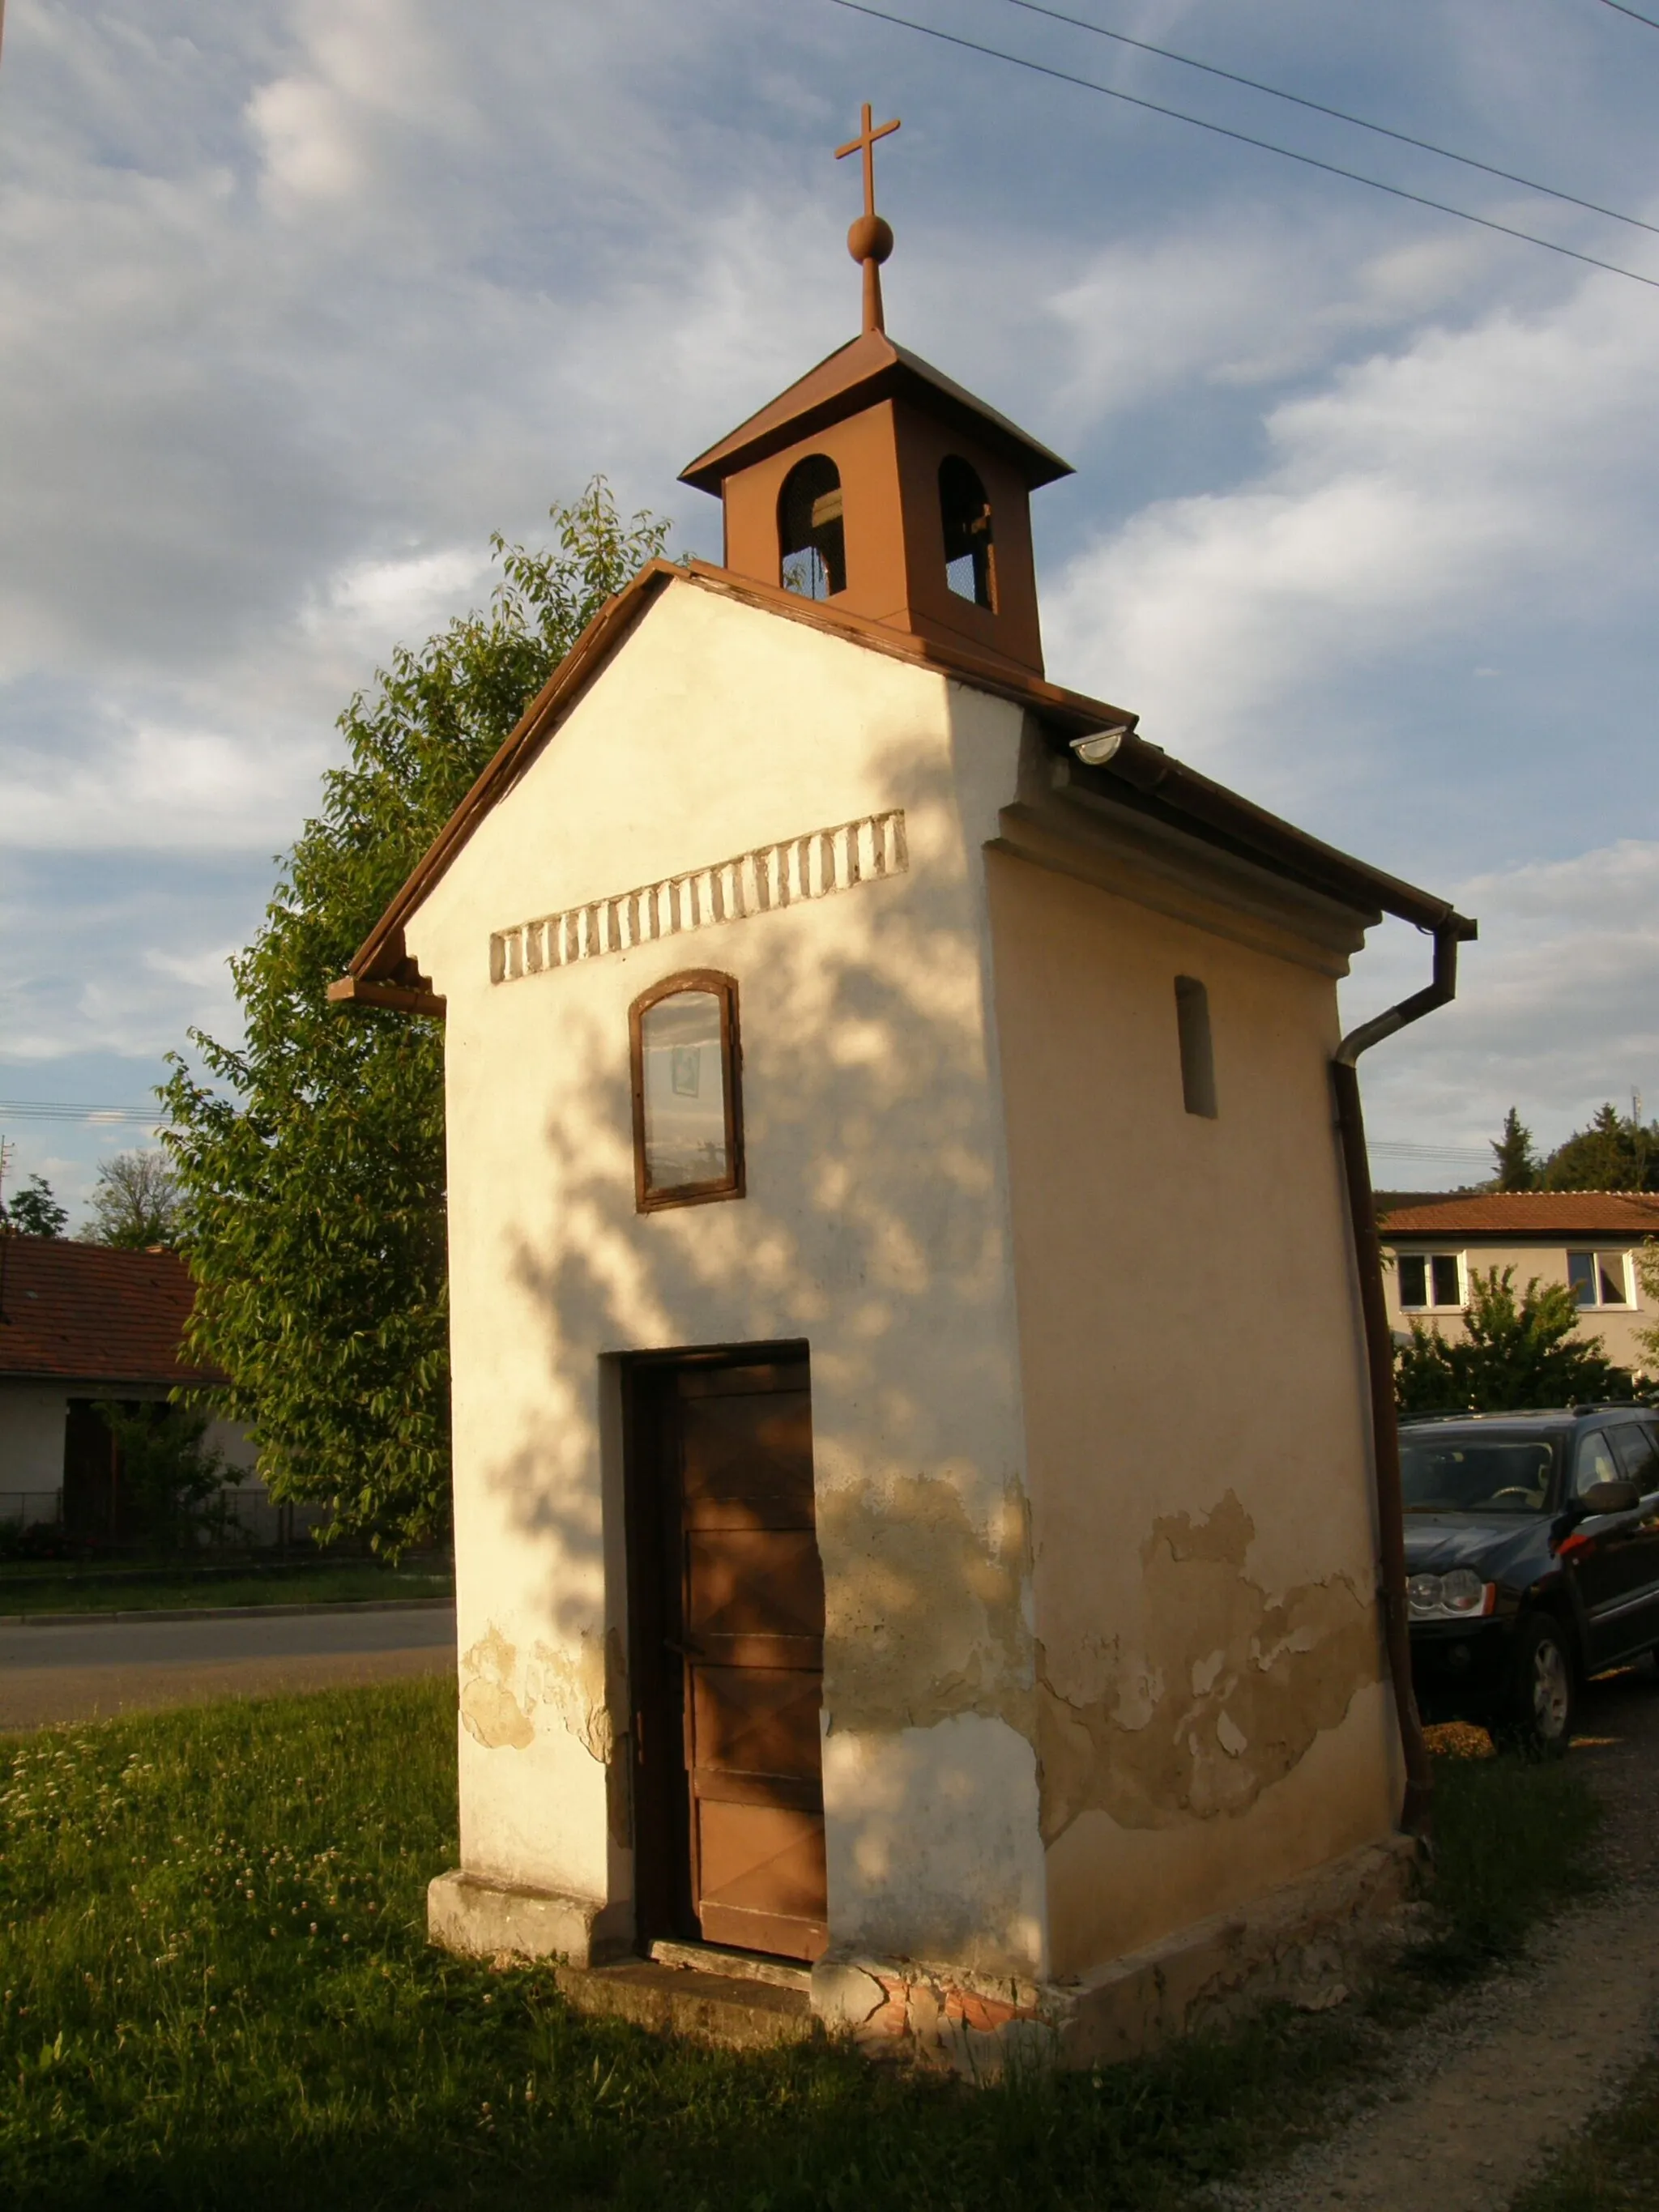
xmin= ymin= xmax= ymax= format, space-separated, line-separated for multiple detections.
xmin=489 ymin=808 xmax=909 ymax=985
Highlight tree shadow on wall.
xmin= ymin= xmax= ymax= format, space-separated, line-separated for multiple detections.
xmin=463 ymin=728 xmax=1042 ymax=1950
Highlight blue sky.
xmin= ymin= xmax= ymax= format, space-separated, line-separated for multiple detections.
xmin=2 ymin=0 xmax=1657 ymax=1218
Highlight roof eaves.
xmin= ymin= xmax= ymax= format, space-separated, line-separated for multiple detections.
xmin=1072 ymin=732 xmax=1470 ymax=936
xmin=345 ymin=560 xmax=680 ymax=985
xmin=341 ymin=552 xmax=1468 ymax=991
xmin=342 ymin=560 xmax=1146 ymax=985
xmin=678 ymin=333 xmax=1073 ymax=494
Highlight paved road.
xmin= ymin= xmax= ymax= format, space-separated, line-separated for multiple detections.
xmin=0 ymin=1605 xmax=457 ymax=1732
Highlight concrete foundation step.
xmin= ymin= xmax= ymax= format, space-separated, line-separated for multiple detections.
xmin=551 ymin=1952 xmax=817 ymax=2049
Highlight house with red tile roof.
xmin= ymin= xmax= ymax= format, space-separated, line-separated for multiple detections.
xmin=0 ymin=1236 xmax=255 ymax=1533
xmin=1378 ymin=1191 xmax=1659 ymax=1373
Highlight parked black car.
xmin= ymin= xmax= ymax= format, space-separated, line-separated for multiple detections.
xmin=1403 ymin=1404 xmax=1659 ymax=1754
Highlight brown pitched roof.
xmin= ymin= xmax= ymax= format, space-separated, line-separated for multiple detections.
xmin=0 ymin=1238 xmax=223 ymax=1387
xmin=335 ymin=560 xmax=1470 ymax=1008
xmin=1381 ymin=1193 xmax=1659 ymax=1238
xmin=678 ymin=330 xmax=1074 ymax=494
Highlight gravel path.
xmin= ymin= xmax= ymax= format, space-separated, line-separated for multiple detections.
xmin=1206 ymin=1669 xmax=1659 ymax=2212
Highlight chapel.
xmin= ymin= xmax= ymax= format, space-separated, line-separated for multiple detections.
xmin=335 ymin=111 xmax=1475 ymax=2065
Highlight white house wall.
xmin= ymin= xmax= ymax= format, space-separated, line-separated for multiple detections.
xmin=1383 ymin=1241 xmax=1655 ymax=1373
xmin=0 ymin=1387 xmax=69 ymax=1494
xmin=405 ymin=583 xmax=1047 ymax=1975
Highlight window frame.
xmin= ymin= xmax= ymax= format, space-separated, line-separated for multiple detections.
xmin=1567 ymin=1248 xmax=1632 ymax=1309
xmin=629 ymin=969 xmax=746 ymax=1215
xmin=1398 ymin=1250 xmax=1465 ymax=1312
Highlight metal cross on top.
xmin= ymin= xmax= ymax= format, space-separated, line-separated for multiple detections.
xmin=836 ymin=102 xmax=900 ymax=334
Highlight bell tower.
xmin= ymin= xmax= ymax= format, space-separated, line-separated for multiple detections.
xmin=679 ymin=106 xmax=1071 ymax=680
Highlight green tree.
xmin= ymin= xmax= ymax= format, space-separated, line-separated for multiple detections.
xmin=92 ymin=1402 xmax=232 ymax=1552
xmin=1396 ymin=1264 xmax=1632 ymax=1416
xmin=2 ymin=1174 xmax=68 ymax=1238
xmin=1539 ymin=1102 xmax=1659 ymax=1191
xmin=1490 ymin=1106 xmax=1538 ymax=1192
xmin=86 ymin=1150 xmax=182 ymax=1247
xmin=162 ymin=484 xmax=672 ymax=1554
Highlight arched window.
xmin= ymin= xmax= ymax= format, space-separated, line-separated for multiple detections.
xmin=778 ymin=456 xmax=846 ymax=600
xmin=939 ymin=455 xmax=996 ymax=610
xmin=629 ymin=971 xmax=745 ymax=1211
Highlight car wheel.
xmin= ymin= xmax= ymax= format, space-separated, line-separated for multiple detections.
xmin=1496 ymin=1615 xmax=1576 ymax=1758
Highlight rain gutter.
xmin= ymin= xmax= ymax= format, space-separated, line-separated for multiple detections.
xmin=1333 ymin=914 xmax=1478 ymax=1837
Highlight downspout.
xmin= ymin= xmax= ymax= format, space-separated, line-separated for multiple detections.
xmin=1333 ymin=913 xmax=1477 ymax=1838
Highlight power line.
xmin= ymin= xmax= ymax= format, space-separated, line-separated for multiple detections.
xmin=999 ymin=0 xmax=1659 ymax=238
xmin=0 ymin=1102 xmax=169 ymax=1126
xmin=1370 ymin=1140 xmax=1494 ymax=1164
xmin=825 ymin=0 xmax=1659 ymax=294
xmin=1597 ymin=0 xmax=1659 ymax=28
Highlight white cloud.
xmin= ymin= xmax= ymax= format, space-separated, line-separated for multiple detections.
xmin=1044 ymin=255 xmax=1659 ymax=789
xmin=1350 ymin=840 xmax=1659 ymax=1154
xmin=1046 ymin=216 xmax=1494 ymax=424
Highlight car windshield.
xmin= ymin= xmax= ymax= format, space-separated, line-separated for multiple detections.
xmin=1401 ymin=1436 xmax=1557 ymax=1514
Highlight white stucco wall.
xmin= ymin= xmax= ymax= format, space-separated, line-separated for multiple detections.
xmin=406 ymin=582 xmax=1047 ymax=1973
xmin=985 ymin=851 xmax=1397 ymax=1977
xmin=0 ymin=1387 xmax=67 ymax=1494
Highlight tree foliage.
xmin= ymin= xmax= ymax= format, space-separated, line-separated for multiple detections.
xmin=1396 ymin=1264 xmax=1632 ymax=1416
xmin=1490 ymin=1107 xmax=1538 ymax=1192
xmin=1537 ymin=1102 xmax=1659 ymax=1192
xmin=2 ymin=1174 xmax=68 ymax=1238
xmin=162 ymin=484 xmax=673 ymax=1554
xmin=92 ymin=1402 xmax=233 ymax=1551
xmin=87 ymin=1150 xmax=183 ymax=1248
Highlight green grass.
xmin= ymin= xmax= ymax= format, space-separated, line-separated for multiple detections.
xmin=0 ymin=1686 xmax=1601 ymax=2212
xmin=1402 ymin=1745 xmax=1605 ymax=1982
xmin=0 ymin=1563 xmax=453 ymax=1614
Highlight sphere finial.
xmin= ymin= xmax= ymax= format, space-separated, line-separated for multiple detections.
xmin=834 ymin=104 xmax=901 ymax=334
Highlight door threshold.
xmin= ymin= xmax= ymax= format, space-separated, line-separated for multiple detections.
xmin=648 ymin=1937 xmax=812 ymax=1993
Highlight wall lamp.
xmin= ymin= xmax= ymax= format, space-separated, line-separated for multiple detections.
xmin=1069 ymin=725 xmax=1132 ymax=768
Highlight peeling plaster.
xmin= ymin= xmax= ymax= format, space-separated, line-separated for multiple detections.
xmin=1038 ymin=1493 xmax=1379 ymax=1841
xmin=459 ymin=1627 xmax=535 ymax=1751
xmin=459 ymin=1622 xmax=619 ymax=1763
xmin=525 ymin=1635 xmax=614 ymax=1762
xmin=819 ymin=1473 xmax=1034 ymax=1738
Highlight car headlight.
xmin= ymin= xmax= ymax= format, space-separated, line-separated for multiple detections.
xmin=1441 ymin=1567 xmax=1487 ymax=1613
xmin=1409 ymin=1569 xmax=1495 ymax=1621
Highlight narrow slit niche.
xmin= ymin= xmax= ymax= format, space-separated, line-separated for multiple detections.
xmin=1175 ymin=975 xmax=1218 ymax=1119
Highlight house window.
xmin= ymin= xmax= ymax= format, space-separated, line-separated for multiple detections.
xmin=778 ymin=456 xmax=846 ymax=600
xmin=1173 ymin=976 xmax=1217 ymax=1119
xmin=630 ymin=971 xmax=744 ymax=1212
xmin=1568 ymin=1250 xmax=1631 ymax=1307
xmin=939 ymin=455 xmax=996 ymax=609
xmin=1399 ymin=1252 xmax=1462 ymax=1310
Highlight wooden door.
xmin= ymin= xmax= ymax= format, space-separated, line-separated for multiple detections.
xmin=626 ymin=1349 xmax=828 ymax=1963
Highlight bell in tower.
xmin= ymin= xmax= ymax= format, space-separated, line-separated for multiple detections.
xmin=678 ymin=107 xmax=1072 ymax=680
